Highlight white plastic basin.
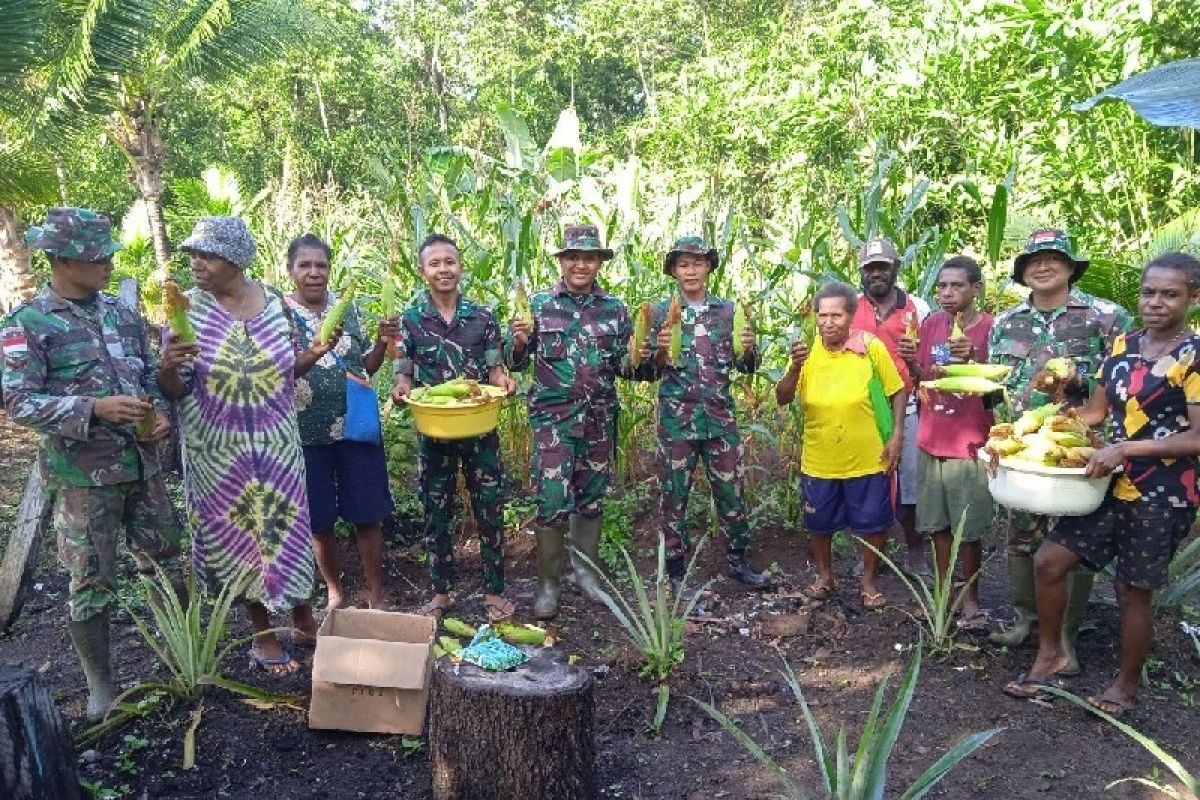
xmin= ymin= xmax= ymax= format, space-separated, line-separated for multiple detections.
xmin=977 ymin=451 xmax=1114 ymax=517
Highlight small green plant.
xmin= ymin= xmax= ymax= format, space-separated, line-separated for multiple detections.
xmin=857 ymin=511 xmax=980 ymax=657
xmin=80 ymin=562 xmax=302 ymax=765
xmin=115 ymin=733 xmax=149 ymax=775
xmin=1041 ymin=686 xmax=1198 ymax=799
xmin=577 ymin=534 xmax=711 ymax=736
xmin=401 ymin=736 xmax=425 ymax=758
xmin=1156 ymin=536 xmax=1200 ymax=610
xmin=691 ymin=643 xmax=1000 ymax=799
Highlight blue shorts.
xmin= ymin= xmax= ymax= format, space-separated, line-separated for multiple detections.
xmin=802 ymin=472 xmax=896 ymax=535
xmin=303 ymin=440 xmax=395 ymax=532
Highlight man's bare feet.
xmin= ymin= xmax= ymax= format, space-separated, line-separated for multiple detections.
xmin=1087 ymin=684 xmax=1137 ymax=717
xmin=1002 ymin=650 xmax=1070 ymax=698
xmin=419 ymin=593 xmax=454 ymax=619
xmin=484 ymin=594 xmax=516 ymax=622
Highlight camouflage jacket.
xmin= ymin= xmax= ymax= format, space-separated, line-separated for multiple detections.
xmin=504 ymin=281 xmax=641 ymax=434
xmin=2 ymin=286 xmax=163 ymax=486
xmin=988 ymin=290 xmax=1133 ymax=416
xmin=647 ymin=292 xmax=759 ymax=440
xmin=395 ymin=292 xmax=502 ymax=385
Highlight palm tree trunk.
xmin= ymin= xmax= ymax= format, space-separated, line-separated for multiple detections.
xmin=111 ymin=105 xmax=170 ymax=268
xmin=0 ymin=207 xmax=36 ymax=314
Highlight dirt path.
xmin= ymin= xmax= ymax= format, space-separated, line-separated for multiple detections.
xmin=1 ymin=417 xmax=1197 ymax=800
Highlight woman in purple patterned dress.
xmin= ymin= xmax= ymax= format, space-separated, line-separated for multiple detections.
xmin=159 ymin=217 xmax=335 ymax=675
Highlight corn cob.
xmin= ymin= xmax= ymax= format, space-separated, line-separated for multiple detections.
xmin=985 ymin=436 xmax=1024 ymax=455
xmin=799 ymin=299 xmax=816 ymax=348
xmin=318 ymin=285 xmax=356 ymax=346
xmin=666 ymin=295 xmax=682 ymax=367
xmin=426 ymin=379 xmax=473 ymax=398
xmin=988 ymin=423 xmax=1014 ymax=439
xmin=164 ymin=280 xmax=196 ymax=344
xmin=905 ymin=310 xmax=919 ymax=344
xmin=941 ymin=363 xmax=1012 ymax=381
xmin=492 ymin=620 xmax=548 ymax=646
xmin=950 ymin=311 xmax=964 ymax=339
xmin=732 ymin=299 xmax=750 ymax=359
xmin=513 ymin=280 xmax=533 ymax=328
xmin=134 ymin=407 xmax=157 ymax=440
xmin=629 ymin=301 xmax=651 ymax=367
xmin=1044 ymin=357 xmax=1072 ymax=377
xmin=443 ymin=617 xmax=477 ymax=638
xmin=1045 ymin=430 xmax=1089 ymax=447
xmin=438 ymin=635 xmax=464 ymax=654
xmin=1012 ymin=403 xmax=1063 ymax=436
xmin=920 ymin=375 xmax=1004 ymax=395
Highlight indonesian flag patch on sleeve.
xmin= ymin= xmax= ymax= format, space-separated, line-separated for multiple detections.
xmin=3 ymin=327 xmax=29 ymax=361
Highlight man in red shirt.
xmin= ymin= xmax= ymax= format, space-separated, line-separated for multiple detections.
xmin=852 ymin=238 xmax=930 ymax=576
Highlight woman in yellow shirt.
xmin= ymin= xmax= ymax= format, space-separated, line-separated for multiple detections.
xmin=776 ymin=281 xmax=906 ymax=607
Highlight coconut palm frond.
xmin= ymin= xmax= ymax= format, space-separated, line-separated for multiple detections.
xmin=163 ymin=0 xmax=312 ymax=85
xmin=0 ymin=0 xmax=52 ymax=76
xmin=43 ymin=0 xmax=156 ymax=109
xmin=1144 ymin=209 xmax=1200 ymax=260
xmin=0 ymin=146 xmax=58 ymax=205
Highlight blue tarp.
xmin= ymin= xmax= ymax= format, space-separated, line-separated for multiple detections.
xmin=1073 ymin=58 xmax=1200 ymax=129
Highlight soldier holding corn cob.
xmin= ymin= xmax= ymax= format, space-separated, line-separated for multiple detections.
xmin=2 ymin=208 xmax=182 ymax=719
xmin=643 ymin=236 xmax=768 ymax=588
xmin=505 ymin=225 xmax=653 ymax=620
xmin=392 ymin=234 xmax=518 ymax=623
xmin=986 ymin=229 xmax=1132 ymax=675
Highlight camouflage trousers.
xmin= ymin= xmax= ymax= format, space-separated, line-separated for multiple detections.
xmin=1006 ymin=509 xmax=1051 ymax=556
xmin=53 ymin=478 xmax=183 ymax=622
xmin=418 ymin=433 xmax=505 ymax=595
xmin=658 ymin=430 xmax=750 ymax=558
xmin=531 ymin=413 xmax=614 ymax=526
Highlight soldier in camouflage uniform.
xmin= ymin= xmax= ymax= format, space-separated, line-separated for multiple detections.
xmin=647 ymin=236 xmax=768 ymax=588
xmin=506 ymin=225 xmax=652 ymax=620
xmin=987 ymin=228 xmax=1132 ymax=673
xmin=392 ymin=234 xmax=518 ymax=622
xmin=1 ymin=208 xmax=181 ymax=720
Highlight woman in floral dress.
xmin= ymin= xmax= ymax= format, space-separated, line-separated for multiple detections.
xmin=159 ymin=217 xmax=334 ymax=675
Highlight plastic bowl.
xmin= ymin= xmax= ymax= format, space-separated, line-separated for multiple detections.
xmin=977 ymin=451 xmax=1113 ymax=517
xmin=405 ymin=385 xmax=507 ymax=440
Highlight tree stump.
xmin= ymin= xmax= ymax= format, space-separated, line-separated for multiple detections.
xmin=0 ymin=665 xmax=81 ymax=800
xmin=0 ymin=459 xmax=53 ymax=632
xmin=430 ymin=647 xmax=595 ymax=800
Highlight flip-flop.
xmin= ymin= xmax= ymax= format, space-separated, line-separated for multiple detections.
xmin=485 ymin=598 xmax=517 ymax=623
xmin=804 ymin=581 xmax=835 ymax=601
xmin=419 ymin=598 xmax=455 ymax=619
xmin=1086 ymin=694 xmax=1136 ymax=717
xmin=248 ymin=646 xmax=300 ymax=675
xmin=1002 ymin=671 xmax=1068 ymax=700
xmin=956 ymin=609 xmax=992 ymax=633
xmin=861 ymin=590 xmax=887 ymax=609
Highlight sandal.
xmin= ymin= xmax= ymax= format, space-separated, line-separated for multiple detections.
xmin=248 ymin=646 xmax=300 ymax=675
xmin=1086 ymin=694 xmax=1136 ymax=718
xmin=419 ymin=596 xmax=455 ymax=619
xmin=804 ymin=581 xmax=836 ymax=601
xmin=956 ymin=609 xmax=992 ymax=633
xmin=1002 ymin=671 xmax=1068 ymax=700
xmin=860 ymin=590 xmax=887 ymax=609
xmin=485 ymin=597 xmax=517 ymax=623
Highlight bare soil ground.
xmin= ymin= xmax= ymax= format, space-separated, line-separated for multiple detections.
xmin=1 ymin=413 xmax=1198 ymax=800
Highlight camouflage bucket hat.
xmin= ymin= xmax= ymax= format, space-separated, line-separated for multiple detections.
xmin=553 ymin=224 xmax=614 ymax=260
xmin=663 ymin=235 xmax=718 ymax=274
xmin=179 ymin=216 xmax=257 ymax=270
xmin=25 ymin=206 xmax=123 ymax=262
xmin=1012 ymin=228 xmax=1089 ymax=286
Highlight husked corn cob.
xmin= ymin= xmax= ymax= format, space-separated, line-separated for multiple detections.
xmin=629 ymin=301 xmax=651 ymax=367
xmin=905 ymin=310 xmax=919 ymax=344
xmin=492 ymin=620 xmax=548 ymax=646
xmin=985 ymin=437 xmax=1024 ymax=455
xmin=164 ymin=280 xmax=196 ymax=343
xmin=666 ymin=295 xmax=682 ymax=367
xmin=1012 ymin=403 xmax=1062 ymax=436
xmin=732 ymin=299 xmax=750 ymax=359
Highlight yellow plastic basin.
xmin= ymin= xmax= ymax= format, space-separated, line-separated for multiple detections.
xmin=405 ymin=385 xmax=507 ymax=440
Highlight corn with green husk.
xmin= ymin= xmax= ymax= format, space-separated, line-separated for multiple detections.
xmin=984 ymin=436 xmax=1024 ymax=456
xmin=164 ymin=280 xmax=196 ymax=344
xmin=134 ymin=406 xmax=157 ymax=440
xmin=799 ymin=298 xmax=816 ymax=348
xmin=318 ymin=285 xmax=356 ymax=346
xmin=492 ymin=620 xmax=549 ymax=646
xmin=950 ymin=311 xmax=964 ymax=340
xmin=629 ymin=301 xmax=651 ymax=367
xmin=438 ymin=635 xmax=464 ymax=655
xmin=941 ymin=363 xmax=1012 ymax=381
xmin=732 ymin=299 xmax=750 ymax=359
xmin=443 ymin=617 xmax=477 ymax=638
xmin=513 ymin=280 xmax=533 ymax=328
xmin=905 ymin=309 xmax=919 ymax=345
xmin=665 ymin=294 xmax=682 ymax=367
xmin=920 ymin=375 xmax=1005 ymax=395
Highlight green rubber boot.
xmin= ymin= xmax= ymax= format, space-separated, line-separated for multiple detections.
xmin=989 ymin=554 xmax=1037 ymax=647
xmin=568 ymin=514 xmax=607 ymax=603
xmin=68 ymin=611 xmax=115 ymax=721
xmin=533 ymin=524 xmax=567 ymax=620
xmin=1058 ymin=568 xmax=1096 ymax=677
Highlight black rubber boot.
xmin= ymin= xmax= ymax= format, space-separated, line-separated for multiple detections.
xmin=726 ymin=550 xmax=769 ymax=588
xmin=666 ymin=555 xmax=686 ymax=597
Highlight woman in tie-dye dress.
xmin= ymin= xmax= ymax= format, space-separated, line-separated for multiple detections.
xmin=159 ymin=216 xmax=335 ymax=675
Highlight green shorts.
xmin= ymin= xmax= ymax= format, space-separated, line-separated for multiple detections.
xmin=915 ymin=450 xmax=994 ymax=543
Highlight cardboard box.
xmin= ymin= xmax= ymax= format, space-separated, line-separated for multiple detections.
xmin=308 ymin=608 xmax=436 ymax=734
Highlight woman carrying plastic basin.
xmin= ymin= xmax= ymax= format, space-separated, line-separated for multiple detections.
xmin=1004 ymin=251 xmax=1200 ymax=715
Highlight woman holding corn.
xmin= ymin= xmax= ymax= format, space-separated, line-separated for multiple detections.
xmin=1005 ymin=252 xmax=1200 ymax=714
xmin=775 ymin=281 xmax=906 ymax=608
xmin=159 ymin=217 xmax=334 ymax=675
xmin=285 ymin=233 xmax=397 ymax=612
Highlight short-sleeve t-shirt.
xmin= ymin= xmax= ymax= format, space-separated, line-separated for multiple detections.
xmin=799 ymin=332 xmax=905 ymax=479
xmin=852 ymin=289 xmax=930 ymax=399
xmin=915 ymin=310 xmax=995 ymax=459
xmin=1099 ymin=330 xmax=1200 ymax=507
